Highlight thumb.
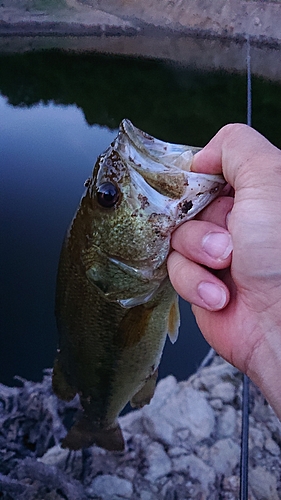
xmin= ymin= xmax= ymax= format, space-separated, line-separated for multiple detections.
xmin=192 ymin=123 xmax=281 ymax=191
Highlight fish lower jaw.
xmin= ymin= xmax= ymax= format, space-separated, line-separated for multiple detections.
xmin=170 ymin=183 xmax=226 ymax=225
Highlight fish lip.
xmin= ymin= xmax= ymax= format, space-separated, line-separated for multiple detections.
xmin=172 ymin=182 xmax=225 ymax=223
xmin=114 ymin=118 xmax=226 ymax=225
xmin=118 ymin=118 xmax=197 ymax=172
xmin=116 ymin=118 xmax=225 ymax=194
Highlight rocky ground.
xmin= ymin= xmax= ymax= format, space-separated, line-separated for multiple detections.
xmin=1 ymin=0 xmax=281 ymax=43
xmin=0 ymin=355 xmax=280 ymax=499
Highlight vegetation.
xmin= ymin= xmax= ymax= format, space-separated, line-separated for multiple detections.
xmin=3 ymin=0 xmax=66 ymax=10
xmin=0 ymin=49 xmax=281 ymax=147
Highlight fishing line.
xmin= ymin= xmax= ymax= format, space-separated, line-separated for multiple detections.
xmin=239 ymin=35 xmax=251 ymax=500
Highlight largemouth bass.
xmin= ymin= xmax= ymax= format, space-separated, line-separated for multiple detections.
xmin=52 ymin=120 xmax=225 ymax=451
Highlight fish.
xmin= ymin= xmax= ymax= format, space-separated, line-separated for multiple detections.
xmin=52 ymin=119 xmax=226 ymax=451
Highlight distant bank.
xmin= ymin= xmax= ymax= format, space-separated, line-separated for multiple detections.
xmin=1 ymin=0 xmax=281 ymax=80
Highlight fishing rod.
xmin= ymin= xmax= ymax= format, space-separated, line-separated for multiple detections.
xmin=239 ymin=35 xmax=251 ymax=500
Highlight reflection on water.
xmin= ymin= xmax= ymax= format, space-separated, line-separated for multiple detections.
xmin=0 ymin=97 xmax=116 ymax=385
xmin=0 ymin=50 xmax=250 ymax=143
xmin=1 ymin=49 xmax=281 ymax=386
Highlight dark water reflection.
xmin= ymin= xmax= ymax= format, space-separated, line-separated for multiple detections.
xmin=1 ymin=49 xmax=281 ymax=386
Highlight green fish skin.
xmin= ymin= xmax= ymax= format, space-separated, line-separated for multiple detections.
xmin=52 ymin=120 xmax=225 ymax=451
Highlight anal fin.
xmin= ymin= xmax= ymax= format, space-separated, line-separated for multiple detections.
xmin=130 ymin=369 xmax=158 ymax=409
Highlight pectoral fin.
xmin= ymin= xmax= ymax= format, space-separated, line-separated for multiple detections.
xmin=62 ymin=416 xmax=125 ymax=451
xmin=167 ymin=295 xmax=180 ymax=344
xmin=130 ymin=369 xmax=158 ymax=408
xmin=115 ymin=304 xmax=153 ymax=349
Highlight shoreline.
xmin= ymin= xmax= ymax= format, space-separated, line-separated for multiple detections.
xmin=1 ymin=1 xmax=281 ymax=81
xmin=1 ymin=1 xmax=281 ymax=44
xmin=1 ymin=29 xmax=281 ymax=83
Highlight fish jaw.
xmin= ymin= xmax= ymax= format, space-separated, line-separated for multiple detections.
xmin=115 ymin=118 xmax=226 ymax=227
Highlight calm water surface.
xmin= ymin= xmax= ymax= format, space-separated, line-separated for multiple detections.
xmin=0 ymin=94 xmax=207 ymax=386
xmin=1 ymin=49 xmax=281 ymax=387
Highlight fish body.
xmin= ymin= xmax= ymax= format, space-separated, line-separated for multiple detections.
xmin=52 ymin=120 xmax=225 ymax=451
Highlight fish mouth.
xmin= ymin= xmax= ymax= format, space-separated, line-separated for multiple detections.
xmin=115 ymin=119 xmax=226 ymax=222
xmin=119 ymin=118 xmax=201 ymax=170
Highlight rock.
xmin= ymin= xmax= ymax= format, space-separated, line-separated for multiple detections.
xmin=38 ymin=444 xmax=70 ymax=468
xmin=176 ymin=429 xmax=190 ymax=443
xmin=172 ymin=454 xmax=192 ymax=473
xmin=143 ymin=384 xmax=215 ymax=445
xmin=210 ymin=382 xmax=236 ymax=403
xmin=87 ymin=474 xmax=133 ymax=499
xmin=264 ymin=437 xmax=280 ymax=456
xmin=145 ymin=442 xmax=172 ymax=482
xmin=121 ymin=466 xmax=136 ymax=481
xmin=139 ymin=490 xmax=157 ymax=500
xmin=179 ymin=387 xmax=215 ymax=441
xmin=149 ymin=375 xmax=179 ymax=407
xmin=120 ymin=408 xmax=144 ymax=437
xmin=222 ymin=474 xmax=240 ymax=493
xmin=142 ymin=413 xmax=174 ymax=446
xmin=191 ymin=361 xmax=238 ymax=392
xmin=249 ymin=466 xmax=279 ymax=500
xmin=142 ymin=376 xmax=178 ymax=445
xmin=172 ymin=454 xmax=215 ymax=491
xmin=1 ymin=355 xmax=281 ymax=498
xmin=209 ymin=398 xmax=223 ymax=410
xmin=209 ymin=438 xmax=240 ymax=476
xmin=217 ymin=405 xmax=237 ymax=438
xmin=249 ymin=427 xmax=264 ymax=450
xmin=168 ymin=446 xmax=188 ymax=457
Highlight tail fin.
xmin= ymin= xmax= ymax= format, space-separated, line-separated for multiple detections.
xmin=61 ymin=416 xmax=125 ymax=452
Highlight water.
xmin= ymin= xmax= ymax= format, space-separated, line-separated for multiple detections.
xmin=1 ymin=49 xmax=281 ymax=387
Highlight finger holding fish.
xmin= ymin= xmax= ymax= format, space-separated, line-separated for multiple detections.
xmin=194 ymin=194 xmax=234 ymax=226
xmin=167 ymin=250 xmax=230 ymax=311
xmin=170 ymin=219 xmax=233 ymax=269
xmin=168 ymin=194 xmax=233 ymax=311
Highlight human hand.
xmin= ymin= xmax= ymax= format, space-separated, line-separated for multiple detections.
xmin=167 ymin=124 xmax=281 ymax=417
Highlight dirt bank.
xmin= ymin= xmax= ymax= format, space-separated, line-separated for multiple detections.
xmin=1 ymin=1 xmax=281 ymax=81
xmin=1 ymin=0 xmax=281 ymax=44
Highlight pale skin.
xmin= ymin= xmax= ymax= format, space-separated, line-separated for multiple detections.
xmin=167 ymin=123 xmax=281 ymax=419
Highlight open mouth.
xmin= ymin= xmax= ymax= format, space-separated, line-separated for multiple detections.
xmin=119 ymin=118 xmax=201 ymax=171
xmin=114 ymin=119 xmax=226 ymax=217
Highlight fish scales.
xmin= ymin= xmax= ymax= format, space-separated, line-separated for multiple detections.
xmin=52 ymin=120 xmax=226 ymax=451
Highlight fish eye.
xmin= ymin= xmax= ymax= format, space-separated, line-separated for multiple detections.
xmin=96 ymin=182 xmax=120 ymax=208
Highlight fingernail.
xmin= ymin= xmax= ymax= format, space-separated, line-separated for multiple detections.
xmin=202 ymin=231 xmax=233 ymax=260
xmin=198 ymin=282 xmax=227 ymax=309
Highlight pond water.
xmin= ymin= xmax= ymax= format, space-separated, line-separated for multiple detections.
xmin=1 ymin=49 xmax=281 ymax=387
